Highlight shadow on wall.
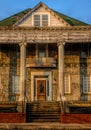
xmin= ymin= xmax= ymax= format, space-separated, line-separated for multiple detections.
xmin=79 ymin=43 xmax=89 ymax=101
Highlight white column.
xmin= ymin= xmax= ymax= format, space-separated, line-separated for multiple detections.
xmin=19 ymin=43 xmax=27 ymax=101
xmin=57 ymin=42 xmax=65 ymax=101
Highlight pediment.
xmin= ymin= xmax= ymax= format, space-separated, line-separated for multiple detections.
xmin=15 ymin=2 xmax=70 ymax=27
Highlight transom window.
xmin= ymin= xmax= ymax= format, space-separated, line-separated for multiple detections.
xmin=83 ymin=75 xmax=91 ymax=93
xmin=34 ymin=14 xmax=48 ymax=27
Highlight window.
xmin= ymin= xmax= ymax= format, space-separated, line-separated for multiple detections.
xmin=42 ymin=15 xmax=48 ymax=26
xmin=83 ymin=75 xmax=91 ymax=93
xmin=36 ymin=44 xmax=48 ymax=59
xmin=34 ymin=15 xmax=40 ymax=26
xmin=81 ymin=43 xmax=89 ymax=58
xmin=81 ymin=51 xmax=87 ymax=58
xmin=64 ymin=75 xmax=70 ymax=93
xmin=34 ymin=14 xmax=48 ymax=27
xmin=12 ymin=76 xmax=20 ymax=93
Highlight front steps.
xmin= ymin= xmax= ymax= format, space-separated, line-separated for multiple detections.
xmin=26 ymin=101 xmax=61 ymax=122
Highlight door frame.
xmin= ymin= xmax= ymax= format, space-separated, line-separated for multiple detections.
xmin=31 ymin=71 xmax=52 ymax=101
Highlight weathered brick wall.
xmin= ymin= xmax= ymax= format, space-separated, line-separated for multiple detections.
xmin=64 ymin=43 xmax=91 ymax=101
xmin=64 ymin=55 xmax=80 ymax=101
xmin=61 ymin=114 xmax=91 ymax=124
xmin=0 ymin=45 xmax=20 ymax=102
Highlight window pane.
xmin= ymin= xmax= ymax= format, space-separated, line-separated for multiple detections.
xmin=42 ymin=15 xmax=48 ymax=20
xmin=42 ymin=15 xmax=48 ymax=26
xmin=34 ymin=15 xmax=40 ymax=26
xmin=12 ymin=76 xmax=20 ymax=93
xmin=34 ymin=15 xmax=40 ymax=20
xmin=83 ymin=76 xmax=91 ymax=93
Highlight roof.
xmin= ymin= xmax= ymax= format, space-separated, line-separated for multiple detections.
xmin=53 ymin=10 xmax=88 ymax=26
xmin=0 ymin=9 xmax=31 ymax=26
xmin=0 ymin=2 xmax=88 ymax=26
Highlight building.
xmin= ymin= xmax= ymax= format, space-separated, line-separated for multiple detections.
xmin=0 ymin=2 xmax=91 ymax=122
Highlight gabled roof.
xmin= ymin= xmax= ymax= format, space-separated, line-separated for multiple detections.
xmin=0 ymin=2 xmax=88 ymax=26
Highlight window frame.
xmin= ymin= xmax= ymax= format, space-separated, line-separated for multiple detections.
xmin=64 ymin=75 xmax=71 ymax=94
xmin=36 ymin=44 xmax=48 ymax=59
xmin=33 ymin=13 xmax=50 ymax=27
xmin=83 ymin=75 xmax=91 ymax=94
xmin=34 ymin=14 xmax=40 ymax=27
xmin=42 ymin=14 xmax=48 ymax=26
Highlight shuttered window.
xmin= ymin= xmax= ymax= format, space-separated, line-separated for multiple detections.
xmin=64 ymin=75 xmax=70 ymax=93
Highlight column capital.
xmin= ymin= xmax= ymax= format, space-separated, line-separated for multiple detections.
xmin=19 ymin=42 xmax=27 ymax=47
xmin=57 ymin=42 xmax=65 ymax=47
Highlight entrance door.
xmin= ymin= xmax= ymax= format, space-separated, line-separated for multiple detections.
xmin=37 ymin=79 xmax=46 ymax=101
xmin=31 ymin=71 xmax=52 ymax=101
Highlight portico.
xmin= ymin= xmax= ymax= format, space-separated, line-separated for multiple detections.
xmin=0 ymin=26 xmax=91 ymax=104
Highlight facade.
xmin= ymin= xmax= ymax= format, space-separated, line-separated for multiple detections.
xmin=0 ymin=2 xmax=91 ymax=116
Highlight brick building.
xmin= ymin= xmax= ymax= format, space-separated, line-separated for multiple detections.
xmin=0 ymin=2 xmax=91 ymax=122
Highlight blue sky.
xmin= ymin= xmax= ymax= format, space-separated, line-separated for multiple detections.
xmin=0 ymin=0 xmax=91 ymax=24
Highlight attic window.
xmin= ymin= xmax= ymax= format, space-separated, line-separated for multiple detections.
xmin=34 ymin=14 xmax=48 ymax=27
xmin=42 ymin=15 xmax=48 ymax=26
xmin=34 ymin=15 xmax=40 ymax=26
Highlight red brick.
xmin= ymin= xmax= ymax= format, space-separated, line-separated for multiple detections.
xmin=0 ymin=113 xmax=26 ymax=123
xmin=60 ymin=114 xmax=91 ymax=124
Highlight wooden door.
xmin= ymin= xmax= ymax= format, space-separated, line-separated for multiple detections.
xmin=37 ymin=79 xmax=46 ymax=101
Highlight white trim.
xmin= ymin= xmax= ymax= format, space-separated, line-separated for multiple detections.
xmin=31 ymin=71 xmax=52 ymax=101
xmin=64 ymin=75 xmax=71 ymax=94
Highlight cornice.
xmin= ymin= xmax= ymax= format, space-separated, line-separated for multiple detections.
xmin=0 ymin=26 xmax=91 ymax=31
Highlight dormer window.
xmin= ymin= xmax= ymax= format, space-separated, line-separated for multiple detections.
xmin=34 ymin=14 xmax=49 ymax=27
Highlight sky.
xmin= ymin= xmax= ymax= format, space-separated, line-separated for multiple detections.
xmin=0 ymin=0 xmax=91 ymax=24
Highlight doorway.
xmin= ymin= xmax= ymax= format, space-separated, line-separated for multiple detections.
xmin=36 ymin=78 xmax=46 ymax=101
xmin=31 ymin=71 xmax=52 ymax=101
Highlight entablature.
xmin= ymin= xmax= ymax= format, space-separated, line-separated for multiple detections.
xmin=0 ymin=26 xmax=91 ymax=44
